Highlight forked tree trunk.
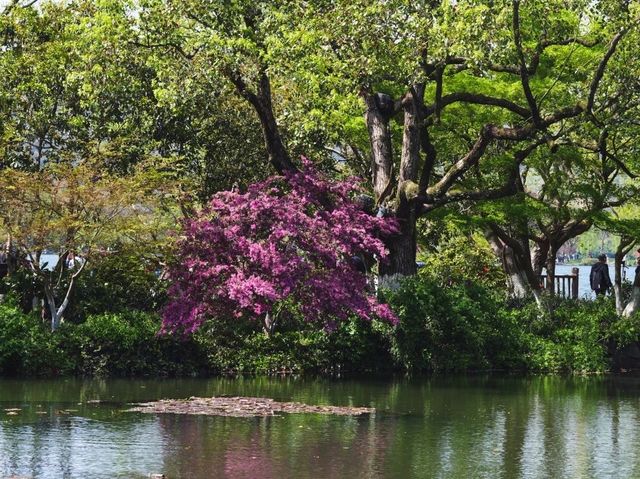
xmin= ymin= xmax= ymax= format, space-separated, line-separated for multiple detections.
xmin=263 ymin=311 xmax=277 ymax=336
xmin=485 ymin=227 xmax=543 ymax=307
xmin=531 ymin=241 xmax=549 ymax=277
xmin=485 ymin=230 xmax=528 ymax=298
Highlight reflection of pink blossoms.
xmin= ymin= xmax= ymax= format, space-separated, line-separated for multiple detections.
xmin=162 ymin=161 xmax=399 ymax=334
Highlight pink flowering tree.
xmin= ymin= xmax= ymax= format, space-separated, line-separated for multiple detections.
xmin=163 ymin=162 xmax=399 ymax=335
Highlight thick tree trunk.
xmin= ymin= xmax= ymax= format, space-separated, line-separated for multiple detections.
xmin=378 ymin=221 xmax=416 ymax=290
xmin=363 ymin=92 xmax=394 ymax=201
xmin=485 ymin=229 xmax=528 ymax=298
xmin=531 ymin=240 xmax=549 ymax=277
xmin=263 ymin=311 xmax=277 ymax=336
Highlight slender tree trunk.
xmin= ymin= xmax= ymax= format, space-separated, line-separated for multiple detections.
xmin=44 ymin=283 xmax=62 ymax=332
xmin=252 ymin=75 xmax=295 ymax=174
xmin=485 ymin=229 xmax=528 ymax=298
xmin=614 ymin=237 xmax=634 ymax=314
xmin=623 ymin=269 xmax=640 ymax=318
xmin=229 ymin=71 xmax=296 ymax=174
xmin=263 ymin=311 xmax=277 ymax=336
xmin=545 ymin=246 xmax=558 ymax=295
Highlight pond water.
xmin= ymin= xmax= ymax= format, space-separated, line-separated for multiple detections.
xmin=555 ymin=264 xmax=636 ymax=299
xmin=1 ymin=376 xmax=640 ymax=478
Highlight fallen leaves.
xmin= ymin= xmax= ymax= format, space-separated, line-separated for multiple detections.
xmin=126 ymin=396 xmax=374 ymax=417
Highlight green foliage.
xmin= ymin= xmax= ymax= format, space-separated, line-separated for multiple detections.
xmin=418 ymin=219 xmax=505 ymax=290
xmin=509 ymin=297 xmax=618 ymax=373
xmin=193 ymin=315 xmax=391 ymax=375
xmin=69 ymin=245 xmax=167 ymax=320
xmin=69 ymin=311 xmax=202 ymax=376
xmin=0 ymin=299 xmax=70 ymax=376
xmin=607 ymin=309 xmax=640 ymax=349
xmin=385 ymin=274 xmax=526 ymax=372
xmin=0 ymin=302 xmax=204 ymax=377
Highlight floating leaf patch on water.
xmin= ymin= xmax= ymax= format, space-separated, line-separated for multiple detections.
xmin=126 ymin=396 xmax=375 ymax=417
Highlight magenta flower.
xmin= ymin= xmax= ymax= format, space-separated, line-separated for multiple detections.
xmin=162 ymin=161 xmax=399 ymax=334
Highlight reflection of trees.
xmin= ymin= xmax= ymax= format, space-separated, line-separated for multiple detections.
xmin=4 ymin=376 xmax=640 ymax=477
xmin=157 ymin=412 xmax=391 ymax=478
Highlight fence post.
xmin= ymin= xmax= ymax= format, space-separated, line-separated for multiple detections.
xmin=571 ymin=267 xmax=579 ymax=299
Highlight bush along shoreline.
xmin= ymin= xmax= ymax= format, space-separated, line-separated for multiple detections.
xmin=1 ymin=272 xmax=639 ymax=377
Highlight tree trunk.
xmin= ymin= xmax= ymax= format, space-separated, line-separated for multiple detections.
xmin=613 ymin=236 xmax=635 ymax=314
xmin=531 ymin=240 xmax=549 ymax=278
xmin=363 ymin=92 xmax=394 ymax=201
xmin=44 ymin=284 xmax=62 ymax=332
xmin=378 ymin=221 xmax=416 ymax=290
xmin=263 ymin=311 xmax=277 ymax=336
xmin=399 ymin=85 xmax=424 ymax=184
xmin=545 ymin=246 xmax=558 ymax=295
xmin=623 ymin=269 xmax=640 ymax=318
xmin=229 ymin=71 xmax=296 ymax=174
xmin=376 ymin=86 xmax=425 ymax=288
xmin=253 ymin=74 xmax=295 ymax=174
xmin=485 ymin=229 xmax=528 ymax=298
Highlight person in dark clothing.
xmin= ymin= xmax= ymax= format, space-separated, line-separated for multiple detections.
xmin=590 ymin=254 xmax=613 ymax=296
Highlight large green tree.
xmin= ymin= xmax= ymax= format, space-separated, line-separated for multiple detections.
xmin=136 ymin=0 xmax=639 ymax=284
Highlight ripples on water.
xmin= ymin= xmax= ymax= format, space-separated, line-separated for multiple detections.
xmin=0 ymin=376 xmax=639 ymax=478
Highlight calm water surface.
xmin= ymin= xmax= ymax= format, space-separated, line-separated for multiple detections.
xmin=1 ymin=376 xmax=639 ymax=478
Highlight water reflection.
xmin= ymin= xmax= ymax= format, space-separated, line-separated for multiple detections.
xmin=1 ymin=376 xmax=640 ymax=478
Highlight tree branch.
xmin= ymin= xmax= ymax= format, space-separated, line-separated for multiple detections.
xmin=512 ymin=0 xmax=541 ymax=126
xmin=424 ymin=92 xmax=531 ymax=118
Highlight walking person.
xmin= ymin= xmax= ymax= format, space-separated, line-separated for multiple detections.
xmin=590 ymin=254 xmax=613 ymax=296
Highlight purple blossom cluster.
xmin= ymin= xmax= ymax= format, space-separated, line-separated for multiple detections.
xmin=162 ymin=161 xmax=399 ymax=334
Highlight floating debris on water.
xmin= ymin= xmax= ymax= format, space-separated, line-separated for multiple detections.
xmin=126 ymin=396 xmax=374 ymax=417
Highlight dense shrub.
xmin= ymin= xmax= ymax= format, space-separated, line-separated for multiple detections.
xmin=1 ymin=277 xmax=637 ymax=376
xmin=521 ymin=297 xmax=619 ymax=372
xmin=0 ymin=301 xmax=204 ymax=377
xmin=192 ymin=314 xmax=391 ymax=375
xmin=0 ymin=300 xmax=390 ymax=376
xmin=384 ymin=274 xmax=527 ymax=371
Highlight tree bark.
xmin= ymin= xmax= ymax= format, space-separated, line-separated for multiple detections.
xmin=363 ymin=92 xmax=394 ymax=201
xmin=531 ymin=240 xmax=549 ymax=277
xmin=378 ymin=215 xmax=417 ymax=289
xmin=485 ymin=229 xmax=529 ymax=298
xmin=229 ymin=71 xmax=296 ymax=174
xmin=623 ymin=268 xmax=640 ymax=318
xmin=399 ymin=85 xmax=424 ymax=184
xmin=263 ymin=311 xmax=277 ymax=336
xmin=545 ymin=245 xmax=558 ymax=295
xmin=44 ymin=283 xmax=62 ymax=332
xmin=614 ymin=237 xmax=634 ymax=314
